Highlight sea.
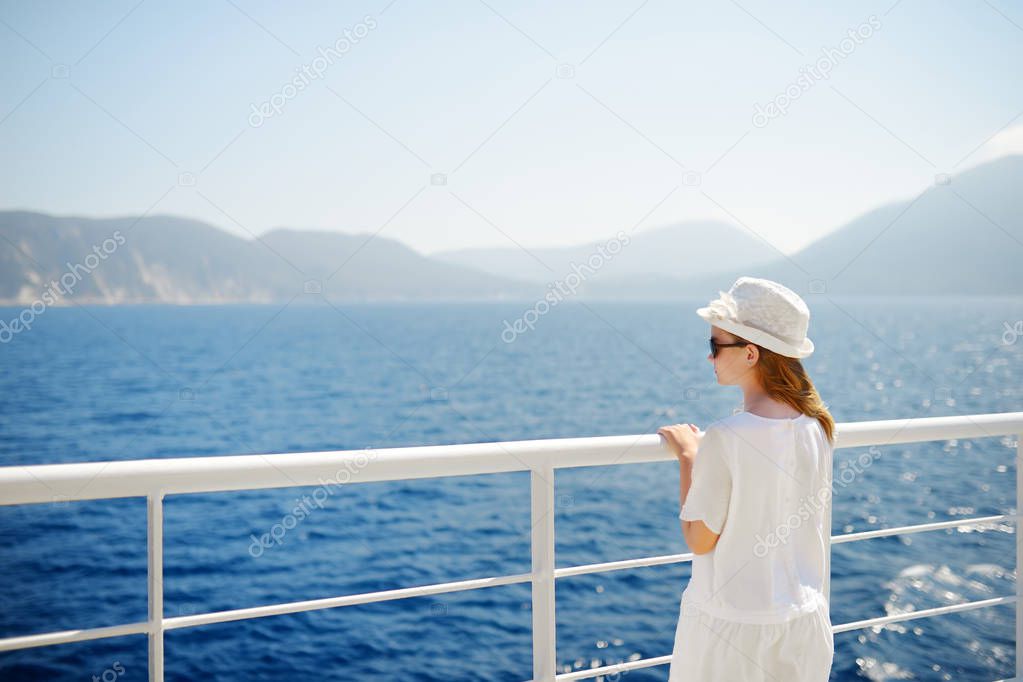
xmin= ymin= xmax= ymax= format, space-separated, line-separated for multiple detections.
xmin=0 ymin=297 xmax=1020 ymax=681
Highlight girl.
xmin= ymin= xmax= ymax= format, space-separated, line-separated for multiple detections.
xmin=658 ymin=276 xmax=836 ymax=682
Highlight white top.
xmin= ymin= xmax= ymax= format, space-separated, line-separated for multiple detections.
xmin=679 ymin=411 xmax=833 ymax=624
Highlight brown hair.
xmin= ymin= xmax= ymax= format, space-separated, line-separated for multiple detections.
xmin=730 ymin=332 xmax=835 ymax=445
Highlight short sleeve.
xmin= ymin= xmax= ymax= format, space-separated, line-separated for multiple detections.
xmin=679 ymin=425 xmax=732 ymax=535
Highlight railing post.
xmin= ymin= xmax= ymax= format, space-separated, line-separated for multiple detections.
xmin=531 ymin=461 xmax=556 ymax=682
xmin=1017 ymin=433 xmax=1022 ymax=680
xmin=148 ymin=492 xmax=165 ymax=682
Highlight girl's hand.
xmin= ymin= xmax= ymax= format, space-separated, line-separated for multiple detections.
xmin=657 ymin=423 xmax=701 ymax=464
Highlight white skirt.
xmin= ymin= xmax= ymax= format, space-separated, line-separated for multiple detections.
xmin=667 ymin=597 xmax=834 ymax=682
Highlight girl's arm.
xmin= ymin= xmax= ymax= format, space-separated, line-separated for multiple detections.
xmin=679 ymin=459 xmax=721 ymax=554
xmin=659 ymin=423 xmax=722 ymax=554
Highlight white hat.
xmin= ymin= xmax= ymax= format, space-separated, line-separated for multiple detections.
xmin=697 ymin=276 xmax=814 ymax=359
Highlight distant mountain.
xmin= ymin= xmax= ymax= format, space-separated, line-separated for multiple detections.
xmin=257 ymin=228 xmax=534 ymax=300
xmin=0 ymin=155 xmax=1019 ymax=304
xmin=0 ymin=212 xmax=535 ymax=304
xmin=433 ymin=219 xmax=778 ymax=288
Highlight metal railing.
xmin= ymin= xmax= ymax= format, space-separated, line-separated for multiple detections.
xmin=0 ymin=411 xmax=1020 ymax=681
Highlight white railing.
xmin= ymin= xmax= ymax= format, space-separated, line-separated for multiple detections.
xmin=0 ymin=411 xmax=1020 ymax=682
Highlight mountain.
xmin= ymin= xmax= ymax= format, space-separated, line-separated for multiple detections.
xmin=0 ymin=212 xmax=535 ymax=304
xmin=0 ymin=212 xmax=288 ymax=304
xmin=432 ymin=220 xmax=778 ymax=288
xmin=256 ymin=228 xmax=535 ymax=300
xmin=666 ymin=154 xmax=1023 ymax=298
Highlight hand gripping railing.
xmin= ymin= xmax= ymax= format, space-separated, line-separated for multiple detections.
xmin=0 ymin=412 xmax=1020 ymax=682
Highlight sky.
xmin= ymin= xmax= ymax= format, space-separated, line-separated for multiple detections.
xmin=1 ymin=0 xmax=1022 ymax=257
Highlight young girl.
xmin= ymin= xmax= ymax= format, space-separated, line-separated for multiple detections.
xmin=658 ymin=276 xmax=836 ymax=682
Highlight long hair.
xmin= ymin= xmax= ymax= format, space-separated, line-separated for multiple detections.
xmin=732 ymin=334 xmax=835 ymax=445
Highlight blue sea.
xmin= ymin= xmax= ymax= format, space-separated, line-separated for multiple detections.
xmin=0 ymin=298 xmax=1020 ymax=681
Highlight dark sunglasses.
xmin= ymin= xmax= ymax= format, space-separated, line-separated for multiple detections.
xmin=709 ymin=338 xmax=749 ymax=358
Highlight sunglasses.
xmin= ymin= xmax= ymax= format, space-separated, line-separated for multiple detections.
xmin=709 ymin=338 xmax=750 ymax=358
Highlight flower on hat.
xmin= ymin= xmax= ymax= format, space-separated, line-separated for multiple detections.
xmin=703 ymin=290 xmax=740 ymax=322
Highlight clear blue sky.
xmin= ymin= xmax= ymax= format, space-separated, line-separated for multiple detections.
xmin=1 ymin=0 xmax=1021 ymax=255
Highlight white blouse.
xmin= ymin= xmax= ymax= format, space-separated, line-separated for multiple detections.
xmin=679 ymin=411 xmax=834 ymax=624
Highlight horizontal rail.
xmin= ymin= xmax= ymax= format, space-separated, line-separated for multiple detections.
xmin=554 ymin=551 xmax=696 ymax=578
xmin=0 ymin=621 xmax=149 ymax=652
xmin=1 ymin=412 xmax=1020 ymax=506
xmin=831 ymin=514 xmax=1018 ymax=543
xmin=164 ymin=572 xmax=532 ymax=631
xmin=831 ymin=595 xmax=1016 ymax=634
xmin=553 ymin=653 xmax=671 ymax=681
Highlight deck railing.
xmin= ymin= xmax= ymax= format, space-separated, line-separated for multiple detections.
xmin=0 ymin=411 xmax=1020 ymax=681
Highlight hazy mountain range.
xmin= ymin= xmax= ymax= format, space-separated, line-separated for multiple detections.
xmin=0 ymin=155 xmax=1020 ymax=305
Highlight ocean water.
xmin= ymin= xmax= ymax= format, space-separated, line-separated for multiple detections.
xmin=0 ymin=298 xmax=1020 ymax=681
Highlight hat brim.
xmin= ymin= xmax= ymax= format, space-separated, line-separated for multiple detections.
xmin=697 ymin=307 xmax=814 ymax=359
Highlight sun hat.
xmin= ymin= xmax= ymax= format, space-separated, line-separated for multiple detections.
xmin=697 ymin=276 xmax=814 ymax=359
